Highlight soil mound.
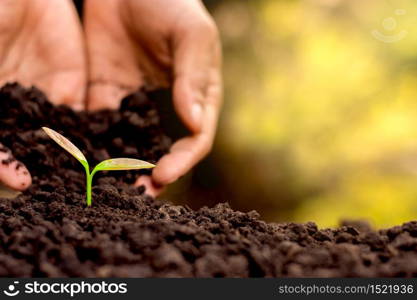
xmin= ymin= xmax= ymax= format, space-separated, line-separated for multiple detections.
xmin=1 ymin=83 xmax=417 ymax=277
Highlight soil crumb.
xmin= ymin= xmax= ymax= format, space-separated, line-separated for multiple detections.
xmin=0 ymin=83 xmax=417 ymax=277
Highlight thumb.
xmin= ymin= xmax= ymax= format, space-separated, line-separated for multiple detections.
xmin=0 ymin=144 xmax=31 ymax=191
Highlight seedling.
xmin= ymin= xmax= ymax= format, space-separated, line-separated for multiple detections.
xmin=42 ymin=127 xmax=155 ymax=206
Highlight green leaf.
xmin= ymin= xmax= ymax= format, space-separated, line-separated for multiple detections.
xmin=92 ymin=158 xmax=155 ymax=173
xmin=42 ymin=127 xmax=87 ymax=164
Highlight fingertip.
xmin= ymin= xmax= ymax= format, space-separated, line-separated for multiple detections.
xmin=13 ymin=164 xmax=32 ymax=191
xmin=42 ymin=71 xmax=87 ymax=110
xmin=69 ymin=101 xmax=84 ymax=112
xmin=15 ymin=172 xmax=32 ymax=191
xmin=151 ymin=157 xmax=182 ymax=186
xmin=151 ymin=148 xmax=197 ymax=186
xmin=152 ymin=168 xmax=177 ymax=187
xmin=135 ymin=175 xmax=165 ymax=197
xmin=87 ymin=84 xmax=129 ymax=111
xmin=0 ymin=162 xmax=32 ymax=191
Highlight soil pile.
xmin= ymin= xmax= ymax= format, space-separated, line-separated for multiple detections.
xmin=1 ymin=83 xmax=417 ymax=277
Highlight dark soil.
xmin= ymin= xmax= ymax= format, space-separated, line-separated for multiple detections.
xmin=1 ymin=83 xmax=417 ymax=277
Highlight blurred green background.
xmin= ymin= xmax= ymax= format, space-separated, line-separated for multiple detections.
xmin=168 ymin=0 xmax=417 ymax=228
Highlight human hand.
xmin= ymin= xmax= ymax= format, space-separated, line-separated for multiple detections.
xmin=0 ymin=0 xmax=86 ymax=190
xmin=0 ymin=143 xmax=31 ymax=191
xmin=84 ymin=0 xmax=222 ymax=196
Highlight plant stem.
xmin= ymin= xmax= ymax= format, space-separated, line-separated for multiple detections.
xmin=82 ymin=162 xmax=92 ymax=206
xmin=86 ymin=171 xmax=92 ymax=206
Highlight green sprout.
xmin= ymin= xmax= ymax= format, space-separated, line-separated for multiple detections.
xmin=42 ymin=127 xmax=155 ymax=206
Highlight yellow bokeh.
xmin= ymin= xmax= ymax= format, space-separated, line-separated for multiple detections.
xmin=208 ymin=0 xmax=417 ymax=228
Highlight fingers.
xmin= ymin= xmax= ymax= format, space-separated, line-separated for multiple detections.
xmin=84 ymin=0 xmax=222 ymax=193
xmin=173 ymin=76 xmax=204 ymax=133
xmin=152 ymin=98 xmax=220 ymax=187
xmin=172 ymin=14 xmax=221 ymax=133
xmin=149 ymin=11 xmax=222 ymax=189
xmin=83 ymin=0 xmax=144 ymax=111
xmin=136 ymin=84 xmax=221 ymax=195
xmin=0 ymin=144 xmax=31 ymax=191
xmin=135 ymin=175 xmax=165 ymax=198
xmin=0 ymin=0 xmax=87 ymax=110
xmin=37 ymin=69 xmax=87 ymax=111
xmin=31 ymin=0 xmax=87 ymax=109
xmin=87 ymin=83 xmax=135 ymax=111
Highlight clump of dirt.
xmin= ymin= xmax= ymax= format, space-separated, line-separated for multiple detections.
xmin=1 ymin=83 xmax=417 ymax=277
xmin=0 ymin=83 xmax=170 ymax=186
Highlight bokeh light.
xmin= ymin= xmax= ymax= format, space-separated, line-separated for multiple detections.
xmin=170 ymin=0 xmax=417 ymax=228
